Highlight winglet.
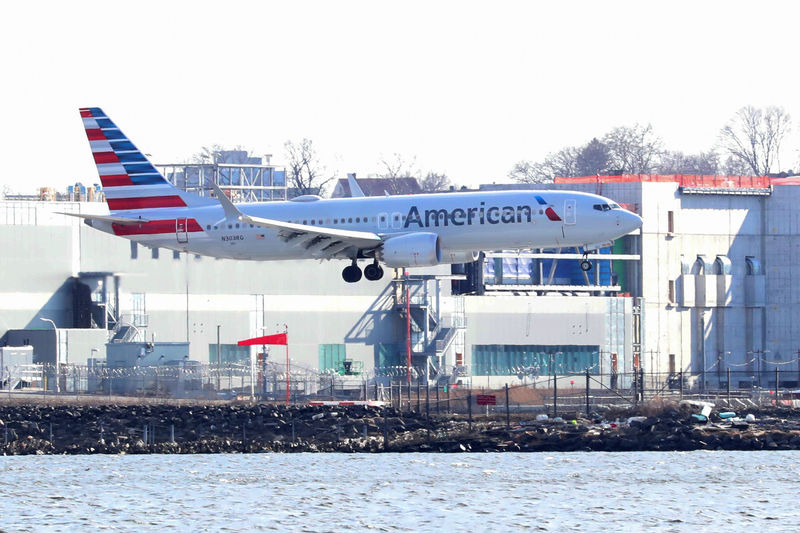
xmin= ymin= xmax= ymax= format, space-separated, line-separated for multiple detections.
xmin=347 ymin=173 xmax=365 ymax=198
xmin=210 ymin=182 xmax=243 ymax=220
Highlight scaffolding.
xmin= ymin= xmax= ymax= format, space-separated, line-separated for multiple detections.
xmin=393 ymin=274 xmax=466 ymax=385
xmin=157 ymin=161 xmax=288 ymax=203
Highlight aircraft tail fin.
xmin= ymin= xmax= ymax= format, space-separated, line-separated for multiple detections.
xmin=79 ymin=107 xmax=213 ymax=214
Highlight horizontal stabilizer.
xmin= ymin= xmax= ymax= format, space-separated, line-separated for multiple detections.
xmin=57 ymin=212 xmax=150 ymax=225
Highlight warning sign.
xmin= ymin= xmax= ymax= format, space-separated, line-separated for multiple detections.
xmin=476 ymin=394 xmax=497 ymax=406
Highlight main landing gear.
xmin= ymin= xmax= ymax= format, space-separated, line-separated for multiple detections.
xmin=364 ymin=261 xmax=384 ymax=281
xmin=342 ymin=259 xmax=384 ymax=283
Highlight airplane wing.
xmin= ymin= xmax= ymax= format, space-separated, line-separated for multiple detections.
xmin=211 ymin=183 xmax=383 ymax=259
xmin=57 ymin=212 xmax=150 ymax=225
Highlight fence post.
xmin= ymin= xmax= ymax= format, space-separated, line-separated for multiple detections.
xmin=467 ymin=389 xmax=472 ymax=431
xmin=425 ymin=383 xmax=430 ymax=418
xmin=552 ymin=365 xmax=558 ymax=419
xmin=505 ymin=383 xmax=510 ymax=430
xmin=436 ymin=385 xmax=440 ymax=415
xmin=727 ymin=368 xmax=731 ymax=406
xmin=447 ymin=386 xmax=451 ymax=414
xmin=640 ymin=368 xmax=645 ymax=403
xmin=382 ymin=410 xmax=389 ymax=452
xmin=585 ymin=368 xmax=590 ymax=417
xmin=375 ymin=382 xmax=379 ymax=402
xmin=679 ymin=371 xmax=684 ymax=399
xmin=776 ymin=368 xmax=780 ymax=400
xmin=416 ymin=381 xmax=421 ymax=413
xmin=170 ymin=424 xmax=175 ymax=443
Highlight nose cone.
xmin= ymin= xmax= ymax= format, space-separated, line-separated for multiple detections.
xmin=621 ymin=210 xmax=642 ymax=234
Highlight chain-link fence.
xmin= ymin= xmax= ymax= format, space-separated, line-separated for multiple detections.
xmin=5 ymin=361 xmax=800 ymax=412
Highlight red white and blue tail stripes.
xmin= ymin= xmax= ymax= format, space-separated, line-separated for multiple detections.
xmin=80 ymin=107 xmax=187 ymax=213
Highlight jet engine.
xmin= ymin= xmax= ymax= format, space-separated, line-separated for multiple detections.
xmin=441 ymin=250 xmax=480 ymax=264
xmin=379 ymin=233 xmax=441 ymax=267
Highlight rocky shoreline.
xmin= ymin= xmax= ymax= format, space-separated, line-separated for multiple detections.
xmin=2 ymin=401 xmax=800 ymax=455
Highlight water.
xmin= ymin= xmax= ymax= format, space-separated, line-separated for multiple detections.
xmin=2 ymin=451 xmax=798 ymax=532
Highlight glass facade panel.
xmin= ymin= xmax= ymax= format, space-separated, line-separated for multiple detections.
xmin=471 ymin=344 xmax=600 ymax=376
xmin=318 ymin=344 xmax=346 ymax=372
xmin=207 ymin=343 xmax=250 ymax=364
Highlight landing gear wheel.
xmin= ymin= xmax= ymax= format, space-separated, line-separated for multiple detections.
xmin=342 ymin=264 xmax=363 ymax=283
xmin=580 ymin=259 xmax=593 ymax=272
xmin=364 ymin=262 xmax=384 ymax=281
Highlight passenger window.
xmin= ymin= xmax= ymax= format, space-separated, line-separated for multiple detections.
xmin=310 ymin=220 xmax=315 ymax=225
xmin=356 ymin=217 xmax=360 ymax=223
xmin=348 ymin=218 xmax=353 ymax=223
xmin=206 ymin=225 xmax=211 ymax=230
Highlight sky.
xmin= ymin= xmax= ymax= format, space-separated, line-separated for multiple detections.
xmin=1 ymin=0 xmax=799 ymax=194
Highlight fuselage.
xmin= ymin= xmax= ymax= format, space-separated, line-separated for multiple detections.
xmin=89 ymin=189 xmax=641 ymax=261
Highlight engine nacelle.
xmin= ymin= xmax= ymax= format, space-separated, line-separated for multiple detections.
xmin=379 ymin=233 xmax=441 ymax=268
xmin=440 ymin=250 xmax=480 ymax=264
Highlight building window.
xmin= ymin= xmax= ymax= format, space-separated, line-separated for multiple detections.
xmin=130 ymin=241 xmax=138 ymax=259
xmin=131 ymin=293 xmax=147 ymax=327
xmin=151 ymin=247 xmax=159 ymax=259
xmin=668 ymin=280 xmax=675 ymax=303
xmin=669 ymin=354 xmax=676 ymax=374
xmin=667 ymin=210 xmax=674 ymax=234
xmin=173 ymin=250 xmax=181 ymax=259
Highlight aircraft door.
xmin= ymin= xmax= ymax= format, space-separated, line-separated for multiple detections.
xmin=564 ymin=199 xmax=576 ymax=225
xmin=176 ymin=218 xmax=189 ymax=244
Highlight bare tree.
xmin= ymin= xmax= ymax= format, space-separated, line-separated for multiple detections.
xmin=284 ymin=139 xmax=336 ymax=196
xmin=191 ymin=144 xmax=249 ymax=164
xmin=576 ymin=138 xmax=612 ymax=176
xmin=719 ymin=105 xmax=792 ymax=175
xmin=602 ymin=124 xmax=664 ymax=174
xmin=722 ymin=155 xmax=754 ymax=176
xmin=658 ymin=150 xmax=720 ymax=175
xmin=377 ymin=153 xmax=421 ymax=194
xmin=509 ymin=146 xmax=581 ymax=183
xmin=419 ymin=172 xmax=452 ymax=193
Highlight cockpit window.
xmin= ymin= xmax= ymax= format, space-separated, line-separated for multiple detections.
xmin=593 ymin=202 xmax=620 ymax=211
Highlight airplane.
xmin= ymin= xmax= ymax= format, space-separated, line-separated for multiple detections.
xmin=68 ymin=107 xmax=642 ymax=283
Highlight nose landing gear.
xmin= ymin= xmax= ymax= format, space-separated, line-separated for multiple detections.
xmin=580 ymin=253 xmax=593 ymax=272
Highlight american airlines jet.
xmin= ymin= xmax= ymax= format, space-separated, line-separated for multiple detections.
xmin=69 ymin=107 xmax=642 ymax=283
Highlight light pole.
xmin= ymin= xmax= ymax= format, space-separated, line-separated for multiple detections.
xmin=40 ymin=318 xmax=59 ymax=393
